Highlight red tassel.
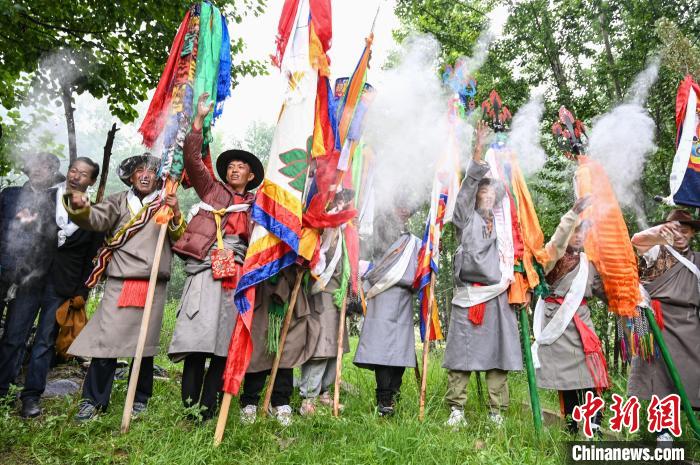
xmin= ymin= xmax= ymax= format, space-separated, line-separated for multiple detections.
xmin=573 ymin=314 xmax=609 ymax=393
xmin=651 ymin=299 xmax=664 ymax=331
xmin=468 ymin=283 xmax=486 ymax=325
xmin=117 ymin=279 xmax=149 ymax=308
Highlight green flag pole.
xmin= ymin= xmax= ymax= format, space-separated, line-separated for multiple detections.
xmin=519 ymin=304 xmax=543 ymax=436
xmin=643 ymin=306 xmax=700 ymax=440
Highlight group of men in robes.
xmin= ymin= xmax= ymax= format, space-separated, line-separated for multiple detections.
xmin=1 ymin=90 xmax=698 ymax=442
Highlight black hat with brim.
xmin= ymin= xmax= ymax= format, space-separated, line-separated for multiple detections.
xmin=118 ymin=154 xmax=161 ymax=186
xmin=216 ymin=149 xmax=264 ymax=191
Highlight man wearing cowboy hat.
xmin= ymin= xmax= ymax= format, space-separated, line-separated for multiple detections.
xmin=64 ymin=152 xmax=184 ymax=421
xmin=629 ymin=209 xmax=700 ymax=442
xmin=168 ymin=92 xmax=264 ymax=422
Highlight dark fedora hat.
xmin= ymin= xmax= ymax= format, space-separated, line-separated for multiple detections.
xmin=117 ymin=153 xmax=161 ymax=186
xmin=215 ymin=149 xmax=264 ymax=191
xmin=653 ymin=209 xmax=700 ymax=230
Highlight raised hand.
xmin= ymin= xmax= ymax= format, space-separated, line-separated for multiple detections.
xmin=165 ymin=192 xmax=181 ymax=223
xmin=473 ymin=120 xmax=491 ymax=163
xmin=193 ymin=92 xmax=214 ymax=131
xmin=572 ymin=195 xmax=593 ymax=214
xmin=69 ymin=191 xmax=90 ymax=210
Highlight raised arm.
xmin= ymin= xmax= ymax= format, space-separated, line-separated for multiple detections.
xmin=184 ymin=92 xmax=217 ymax=200
xmin=63 ymin=192 xmax=121 ymax=233
xmin=543 ymin=196 xmax=592 ymax=273
xmin=631 ymin=222 xmax=678 ymax=254
xmin=452 ymin=121 xmax=491 ymax=230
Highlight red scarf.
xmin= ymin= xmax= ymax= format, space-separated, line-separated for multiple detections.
xmin=468 ymin=283 xmax=486 ymax=325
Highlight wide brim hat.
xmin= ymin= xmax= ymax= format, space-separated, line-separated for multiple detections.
xmin=652 ymin=208 xmax=700 ymax=230
xmin=118 ymin=153 xmax=161 ymax=186
xmin=215 ymin=149 xmax=264 ymax=191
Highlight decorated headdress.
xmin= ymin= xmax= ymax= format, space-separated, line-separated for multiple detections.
xmin=551 ymin=106 xmax=587 ymax=159
xmin=481 ymin=90 xmax=512 ymax=132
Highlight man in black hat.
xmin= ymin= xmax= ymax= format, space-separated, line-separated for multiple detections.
xmin=629 ymin=209 xmax=700 ymax=442
xmin=64 ymin=152 xmax=184 ymax=421
xmin=168 ymin=92 xmax=264 ymax=422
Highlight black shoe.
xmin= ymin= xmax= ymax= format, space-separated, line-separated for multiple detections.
xmin=378 ymin=403 xmax=395 ymax=417
xmin=75 ymin=400 xmax=98 ymax=422
xmin=131 ymin=401 xmax=147 ymax=418
xmin=20 ymin=397 xmax=41 ymax=418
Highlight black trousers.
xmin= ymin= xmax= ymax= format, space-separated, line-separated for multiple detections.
xmin=240 ymin=369 xmax=293 ymax=408
xmin=375 ymin=365 xmax=405 ymax=405
xmin=561 ymin=388 xmax=601 ymax=434
xmin=181 ymin=353 xmax=226 ymax=419
xmin=82 ymin=357 xmax=153 ymax=410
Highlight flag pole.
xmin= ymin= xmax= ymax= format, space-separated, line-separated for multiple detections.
xmin=213 ymin=393 xmax=231 ymax=446
xmin=519 ymin=303 xmax=543 ymax=436
xmin=332 ymin=292 xmax=349 ymax=417
xmin=643 ymin=306 xmax=700 ymax=439
xmin=261 ymin=269 xmax=304 ymax=416
xmin=418 ymin=273 xmax=437 ymax=421
xmin=120 ymin=222 xmax=168 ymax=433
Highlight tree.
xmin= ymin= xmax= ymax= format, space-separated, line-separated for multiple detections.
xmin=0 ymin=0 xmax=267 ymax=164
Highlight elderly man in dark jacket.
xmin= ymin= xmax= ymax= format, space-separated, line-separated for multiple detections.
xmin=0 ymin=155 xmax=101 ymax=418
xmin=168 ymin=92 xmax=264 ymax=421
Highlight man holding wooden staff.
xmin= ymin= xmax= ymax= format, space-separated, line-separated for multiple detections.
xmin=443 ymin=122 xmax=522 ymax=427
xmin=297 ymin=190 xmax=354 ymax=416
xmin=628 ymin=210 xmax=700 ymax=442
xmin=64 ymin=154 xmax=184 ymax=421
xmin=238 ymin=265 xmax=319 ymax=426
xmin=168 ymin=93 xmax=263 ymax=422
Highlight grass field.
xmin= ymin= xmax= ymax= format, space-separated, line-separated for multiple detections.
xmin=1 ymin=302 xmax=698 ymax=465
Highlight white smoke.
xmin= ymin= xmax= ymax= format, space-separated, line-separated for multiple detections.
xmin=507 ymin=91 xmax=546 ymax=175
xmin=363 ymin=33 xmax=452 ymax=210
xmin=587 ymin=58 xmax=660 ymax=226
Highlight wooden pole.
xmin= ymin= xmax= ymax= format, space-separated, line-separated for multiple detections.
xmin=418 ymin=274 xmax=436 ymax=421
xmin=332 ymin=293 xmax=349 ymax=417
xmin=413 ymin=354 xmax=421 ymax=387
xmin=261 ymin=269 xmax=304 ymax=416
xmin=213 ymin=393 xmax=231 ymax=446
xmin=120 ymin=222 xmax=168 ymax=433
xmin=96 ymin=123 xmax=119 ymax=203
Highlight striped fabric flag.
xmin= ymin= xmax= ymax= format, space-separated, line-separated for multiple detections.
xmin=666 ymin=75 xmax=700 ymax=207
xmin=222 ymin=0 xmax=322 ymax=395
xmin=413 ymin=106 xmax=461 ymax=341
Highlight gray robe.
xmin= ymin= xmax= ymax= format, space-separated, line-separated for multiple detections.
xmin=536 ymin=262 xmax=604 ymax=390
xmin=442 ymin=161 xmax=522 ymax=372
xmin=247 ymin=266 xmax=321 ymax=373
xmin=628 ymin=249 xmax=700 ymax=407
xmin=167 ymin=236 xmax=247 ymax=362
xmin=354 ymin=233 xmax=419 ymax=368
xmin=66 ymin=190 xmax=181 ymax=358
xmin=307 ymin=231 xmax=350 ymax=359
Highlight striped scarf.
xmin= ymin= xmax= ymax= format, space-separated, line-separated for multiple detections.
xmin=85 ymin=199 xmax=163 ymax=288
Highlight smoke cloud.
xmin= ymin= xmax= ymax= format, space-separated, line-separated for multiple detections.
xmin=507 ymin=92 xmax=546 ymax=175
xmin=587 ymin=58 xmax=660 ymax=226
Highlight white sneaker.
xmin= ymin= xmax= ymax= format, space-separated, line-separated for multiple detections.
xmin=270 ymin=404 xmax=293 ymax=426
xmin=240 ymin=404 xmax=257 ymax=424
xmin=446 ymin=407 xmax=466 ymax=427
xmin=488 ymin=412 xmax=504 ymax=427
xmin=657 ymin=432 xmax=674 ymax=443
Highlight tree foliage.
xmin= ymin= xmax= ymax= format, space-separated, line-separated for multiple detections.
xmin=0 ymin=0 xmax=267 ymax=169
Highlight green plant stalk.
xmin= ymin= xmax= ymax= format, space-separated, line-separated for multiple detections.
xmin=519 ymin=305 xmax=543 ymax=436
xmin=643 ymin=306 xmax=700 ymax=440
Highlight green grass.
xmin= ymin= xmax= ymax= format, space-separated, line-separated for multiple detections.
xmin=1 ymin=303 xmax=698 ymax=464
